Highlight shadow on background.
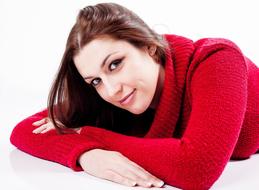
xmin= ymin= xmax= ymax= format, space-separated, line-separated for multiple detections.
xmin=9 ymin=148 xmax=69 ymax=173
xmin=8 ymin=148 xmax=138 ymax=190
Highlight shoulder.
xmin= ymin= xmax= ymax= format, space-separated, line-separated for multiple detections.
xmin=189 ymin=37 xmax=247 ymax=80
xmin=185 ymin=38 xmax=248 ymax=104
xmin=192 ymin=37 xmax=245 ymax=64
xmin=187 ymin=37 xmax=247 ymax=84
xmin=163 ymin=34 xmax=245 ymax=64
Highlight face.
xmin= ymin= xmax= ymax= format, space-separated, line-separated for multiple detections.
xmin=73 ymin=37 xmax=162 ymax=115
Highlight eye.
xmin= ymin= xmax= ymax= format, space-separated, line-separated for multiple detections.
xmin=90 ymin=58 xmax=123 ymax=87
xmin=90 ymin=78 xmax=101 ymax=87
xmin=108 ymin=58 xmax=122 ymax=71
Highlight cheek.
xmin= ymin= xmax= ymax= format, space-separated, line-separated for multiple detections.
xmin=118 ymin=68 xmax=136 ymax=86
xmin=95 ymin=88 xmax=107 ymax=101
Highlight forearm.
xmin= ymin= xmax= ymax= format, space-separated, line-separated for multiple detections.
xmin=10 ymin=109 xmax=106 ymax=171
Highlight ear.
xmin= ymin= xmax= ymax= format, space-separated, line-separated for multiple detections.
xmin=148 ymin=45 xmax=157 ymax=56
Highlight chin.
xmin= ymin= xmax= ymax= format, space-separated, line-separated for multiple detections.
xmin=129 ymin=109 xmax=145 ymax=115
xmin=128 ymin=103 xmax=150 ymax=115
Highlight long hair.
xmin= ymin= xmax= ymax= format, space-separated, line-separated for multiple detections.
xmin=48 ymin=2 xmax=168 ymax=134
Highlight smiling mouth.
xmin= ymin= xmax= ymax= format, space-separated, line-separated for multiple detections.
xmin=119 ymin=89 xmax=136 ymax=105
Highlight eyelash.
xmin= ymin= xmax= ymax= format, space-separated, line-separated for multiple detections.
xmin=90 ymin=58 xmax=123 ymax=87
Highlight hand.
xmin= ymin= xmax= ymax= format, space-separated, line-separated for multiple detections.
xmin=32 ymin=117 xmax=82 ymax=134
xmin=79 ymin=149 xmax=164 ymax=188
xmin=32 ymin=117 xmax=55 ymax=134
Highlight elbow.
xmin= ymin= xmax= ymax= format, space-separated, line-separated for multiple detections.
xmin=167 ymin=170 xmax=220 ymax=190
xmin=166 ymin=146 xmax=226 ymax=190
xmin=10 ymin=116 xmax=33 ymax=149
xmin=10 ymin=109 xmax=48 ymax=148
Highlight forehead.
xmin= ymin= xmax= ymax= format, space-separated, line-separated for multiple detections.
xmin=74 ymin=37 xmax=132 ymax=68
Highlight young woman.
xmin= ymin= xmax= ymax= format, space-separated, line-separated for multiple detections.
xmin=10 ymin=2 xmax=259 ymax=190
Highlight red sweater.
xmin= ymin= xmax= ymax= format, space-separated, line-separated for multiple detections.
xmin=10 ymin=34 xmax=259 ymax=190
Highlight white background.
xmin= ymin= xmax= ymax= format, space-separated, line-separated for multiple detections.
xmin=1 ymin=0 xmax=259 ymax=189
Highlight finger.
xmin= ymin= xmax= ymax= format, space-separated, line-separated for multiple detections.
xmin=32 ymin=118 xmax=48 ymax=126
xmin=113 ymin=165 xmax=153 ymax=188
xmin=40 ymin=126 xmax=55 ymax=134
xmin=126 ymin=159 xmax=164 ymax=187
xmin=32 ymin=125 xmax=47 ymax=134
xmin=112 ymin=156 xmax=159 ymax=188
xmin=102 ymin=170 xmax=137 ymax=187
xmin=32 ymin=123 xmax=51 ymax=134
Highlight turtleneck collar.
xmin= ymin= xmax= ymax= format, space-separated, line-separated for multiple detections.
xmin=145 ymin=34 xmax=194 ymax=138
xmin=149 ymin=64 xmax=165 ymax=110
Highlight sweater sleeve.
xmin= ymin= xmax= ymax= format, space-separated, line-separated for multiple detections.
xmin=79 ymin=47 xmax=248 ymax=189
xmin=10 ymin=109 xmax=106 ymax=171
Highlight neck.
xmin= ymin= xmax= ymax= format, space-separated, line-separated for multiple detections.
xmin=149 ymin=64 xmax=165 ymax=110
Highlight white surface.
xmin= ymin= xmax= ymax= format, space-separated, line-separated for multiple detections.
xmin=3 ymin=145 xmax=259 ymax=190
xmin=1 ymin=0 xmax=259 ymax=189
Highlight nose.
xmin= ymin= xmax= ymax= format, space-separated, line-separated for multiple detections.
xmin=103 ymin=77 xmax=122 ymax=98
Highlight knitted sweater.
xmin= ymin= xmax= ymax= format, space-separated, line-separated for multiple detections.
xmin=10 ymin=34 xmax=259 ymax=190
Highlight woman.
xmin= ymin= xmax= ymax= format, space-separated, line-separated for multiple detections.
xmin=10 ymin=2 xmax=259 ymax=190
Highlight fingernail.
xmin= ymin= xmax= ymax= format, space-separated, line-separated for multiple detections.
xmin=131 ymin=181 xmax=137 ymax=186
xmin=32 ymin=122 xmax=39 ymax=126
xmin=157 ymin=181 xmax=164 ymax=187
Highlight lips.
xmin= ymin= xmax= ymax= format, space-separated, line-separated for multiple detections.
xmin=119 ymin=89 xmax=136 ymax=104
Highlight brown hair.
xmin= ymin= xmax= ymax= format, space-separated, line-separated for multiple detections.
xmin=48 ymin=2 xmax=168 ymax=134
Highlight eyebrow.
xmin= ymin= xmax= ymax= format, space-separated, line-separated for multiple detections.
xmin=83 ymin=51 xmax=118 ymax=80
